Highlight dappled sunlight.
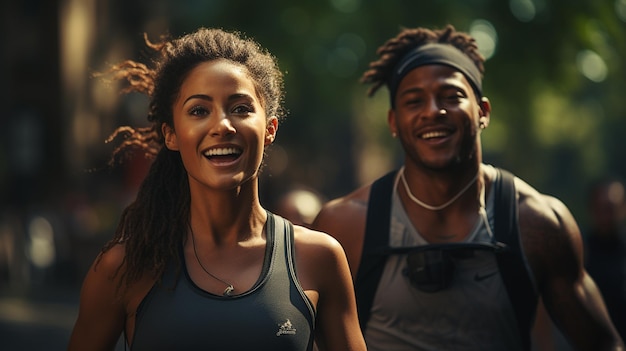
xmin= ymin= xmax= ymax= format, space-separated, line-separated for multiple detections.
xmin=27 ymin=217 xmax=55 ymax=269
xmin=577 ymin=50 xmax=608 ymax=82
xmin=470 ymin=20 xmax=498 ymax=60
xmin=531 ymin=89 xmax=602 ymax=147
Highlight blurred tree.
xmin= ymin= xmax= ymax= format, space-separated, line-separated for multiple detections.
xmin=79 ymin=0 xmax=626 ymax=228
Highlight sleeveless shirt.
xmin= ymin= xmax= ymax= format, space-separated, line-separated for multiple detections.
xmin=131 ymin=213 xmax=315 ymax=351
xmin=364 ymin=165 xmax=525 ymax=351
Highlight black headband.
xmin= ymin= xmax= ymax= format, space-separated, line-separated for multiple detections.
xmin=387 ymin=43 xmax=483 ymax=107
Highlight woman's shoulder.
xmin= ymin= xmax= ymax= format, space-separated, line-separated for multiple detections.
xmin=292 ymin=225 xmax=346 ymax=261
xmin=88 ymin=242 xmax=154 ymax=295
xmin=291 ymin=224 xmax=353 ymax=294
xmin=92 ymin=242 xmax=127 ymax=278
xmin=293 ymin=225 xmax=341 ymax=246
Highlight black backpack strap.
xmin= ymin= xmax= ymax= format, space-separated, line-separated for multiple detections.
xmin=355 ymin=170 xmax=398 ymax=331
xmin=493 ymin=168 xmax=538 ymax=351
xmin=355 ymin=167 xmax=538 ymax=348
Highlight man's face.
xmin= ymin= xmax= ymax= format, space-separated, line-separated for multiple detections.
xmin=388 ymin=64 xmax=489 ymax=171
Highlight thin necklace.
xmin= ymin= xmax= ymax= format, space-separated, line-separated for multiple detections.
xmin=189 ymin=226 xmax=235 ymax=297
xmin=399 ymin=167 xmax=479 ymax=211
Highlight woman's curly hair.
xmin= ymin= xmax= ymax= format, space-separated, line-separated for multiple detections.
xmin=360 ymin=24 xmax=485 ymax=98
xmin=98 ymin=28 xmax=285 ymax=294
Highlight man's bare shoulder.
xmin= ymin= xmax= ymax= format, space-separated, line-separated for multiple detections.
xmin=513 ymin=176 xmax=584 ymax=283
xmin=316 ymin=184 xmax=371 ymax=220
xmin=515 ymin=177 xmax=575 ymax=233
xmin=312 ymin=183 xmax=371 ymax=238
xmin=312 ymin=183 xmax=374 ymax=273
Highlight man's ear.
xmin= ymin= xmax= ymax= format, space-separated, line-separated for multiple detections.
xmin=162 ymin=123 xmax=179 ymax=150
xmin=265 ymin=116 xmax=278 ymax=146
xmin=478 ymin=97 xmax=491 ymax=129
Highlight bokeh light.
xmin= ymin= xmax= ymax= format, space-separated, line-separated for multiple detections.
xmin=576 ymin=50 xmax=608 ymax=82
xmin=470 ymin=20 xmax=498 ymax=60
xmin=510 ymin=0 xmax=536 ymax=22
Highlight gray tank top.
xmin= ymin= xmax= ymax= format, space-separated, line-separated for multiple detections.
xmin=131 ymin=213 xmax=315 ymax=351
xmin=364 ymin=165 xmax=524 ymax=351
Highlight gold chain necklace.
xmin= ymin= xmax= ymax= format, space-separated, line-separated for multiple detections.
xmin=399 ymin=167 xmax=479 ymax=211
xmin=189 ymin=226 xmax=235 ymax=297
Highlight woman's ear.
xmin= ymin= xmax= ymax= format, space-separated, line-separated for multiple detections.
xmin=265 ymin=117 xmax=278 ymax=146
xmin=162 ymin=123 xmax=179 ymax=150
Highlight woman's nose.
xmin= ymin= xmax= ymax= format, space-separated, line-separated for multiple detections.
xmin=209 ymin=112 xmax=236 ymax=137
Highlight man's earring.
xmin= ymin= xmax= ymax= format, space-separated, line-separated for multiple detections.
xmin=479 ymin=119 xmax=488 ymax=129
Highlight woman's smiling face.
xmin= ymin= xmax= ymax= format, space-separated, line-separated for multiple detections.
xmin=162 ymin=59 xmax=277 ymax=191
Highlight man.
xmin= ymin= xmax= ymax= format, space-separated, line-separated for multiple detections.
xmin=312 ymin=25 xmax=623 ymax=350
xmin=585 ymin=178 xmax=626 ymax=341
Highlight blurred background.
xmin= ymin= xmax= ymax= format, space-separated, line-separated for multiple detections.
xmin=1 ymin=0 xmax=625 ymax=349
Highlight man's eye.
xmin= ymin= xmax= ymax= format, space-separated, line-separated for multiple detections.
xmin=405 ymin=98 xmax=424 ymax=106
xmin=441 ymin=94 xmax=464 ymax=105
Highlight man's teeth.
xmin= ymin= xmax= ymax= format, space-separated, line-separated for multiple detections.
xmin=204 ymin=148 xmax=242 ymax=156
xmin=421 ymin=131 xmax=448 ymax=139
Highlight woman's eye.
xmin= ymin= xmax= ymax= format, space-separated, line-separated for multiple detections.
xmin=232 ymin=104 xmax=253 ymax=115
xmin=189 ymin=106 xmax=209 ymax=116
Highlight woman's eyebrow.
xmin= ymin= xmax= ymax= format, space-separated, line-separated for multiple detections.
xmin=183 ymin=94 xmax=212 ymax=105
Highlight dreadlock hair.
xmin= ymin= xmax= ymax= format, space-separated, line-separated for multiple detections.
xmin=98 ymin=27 xmax=286 ymax=295
xmin=360 ymin=24 xmax=485 ymax=99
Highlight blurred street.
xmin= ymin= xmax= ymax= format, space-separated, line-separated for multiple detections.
xmin=0 ymin=285 xmax=125 ymax=350
xmin=0 ymin=286 xmax=79 ymax=350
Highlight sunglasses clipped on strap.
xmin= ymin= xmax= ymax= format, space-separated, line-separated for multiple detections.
xmin=386 ymin=242 xmax=508 ymax=293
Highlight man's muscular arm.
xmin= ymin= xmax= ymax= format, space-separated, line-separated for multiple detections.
xmin=517 ymin=180 xmax=624 ymax=350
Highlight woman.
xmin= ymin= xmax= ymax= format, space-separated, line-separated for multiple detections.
xmin=68 ymin=27 xmax=366 ymax=351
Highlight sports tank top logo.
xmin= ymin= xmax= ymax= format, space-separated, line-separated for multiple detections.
xmin=276 ymin=319 xmax=297 ymax=336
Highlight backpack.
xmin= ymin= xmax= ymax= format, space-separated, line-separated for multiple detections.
xmin=355 ymin=168 xmax=538 ymax=350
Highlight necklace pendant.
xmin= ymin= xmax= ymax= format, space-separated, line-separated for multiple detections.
xmin=223 ymin=285 xmax=234 ymax=297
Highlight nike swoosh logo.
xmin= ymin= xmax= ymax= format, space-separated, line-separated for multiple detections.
xmin=474 ymin=271 xmax=498 ymax=282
